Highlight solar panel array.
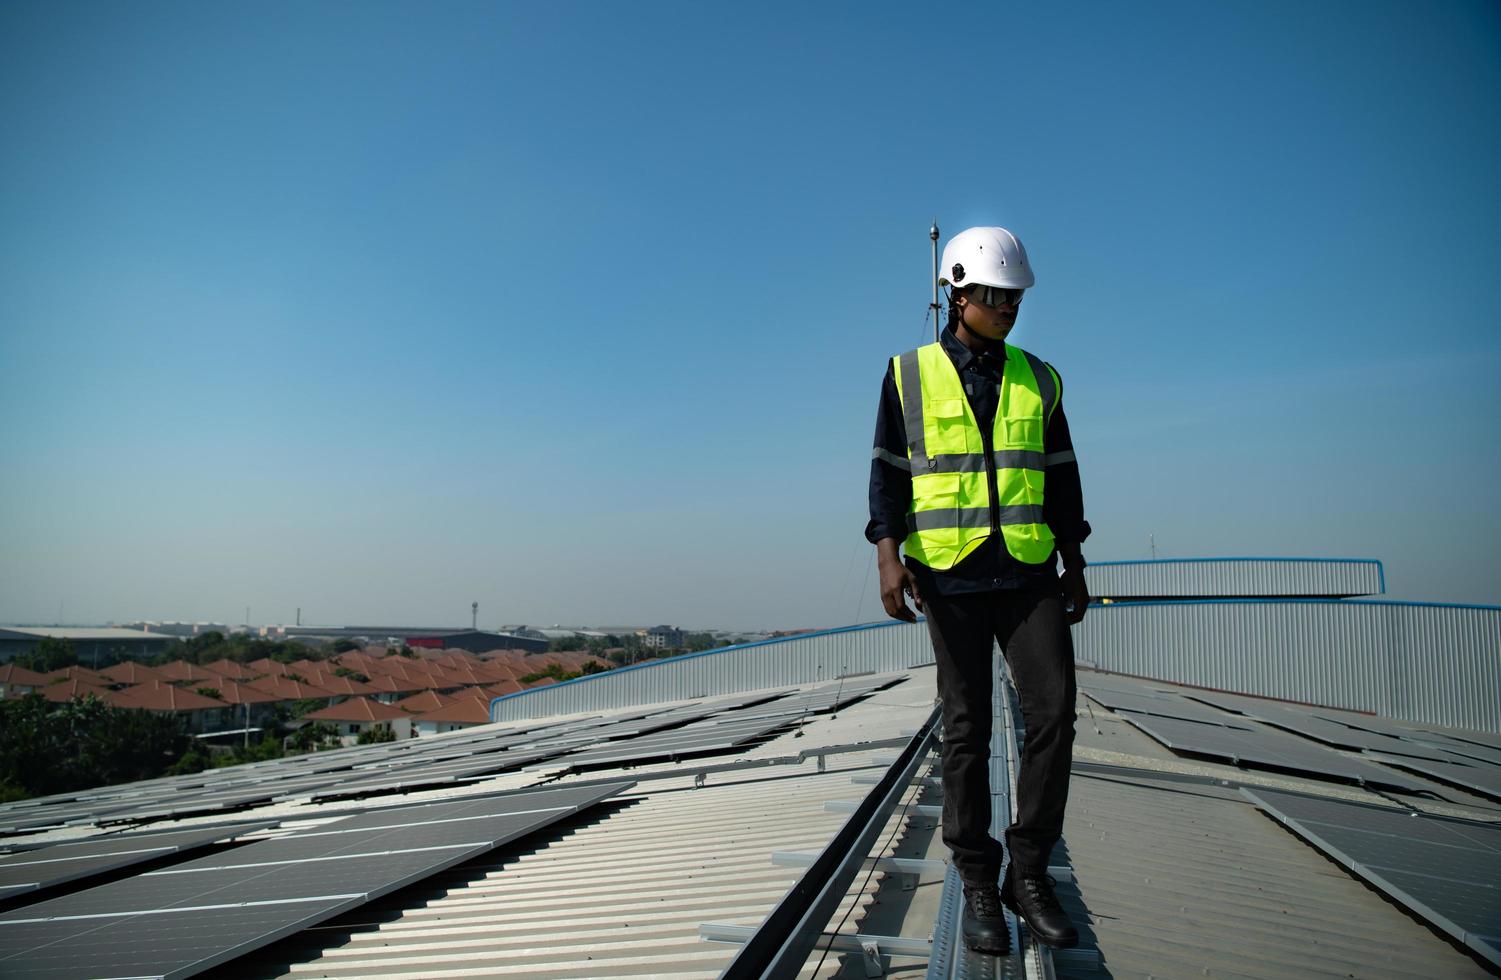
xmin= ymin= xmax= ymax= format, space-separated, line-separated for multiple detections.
xmin=0 ymin=672 xmax=904 ymax=975
xmin=0 ymin=676 xmax=902 ymax=836
xmin=1242 ymin=787 xmax=1501 ymax=969
xmin=1079 ymin=676 xmax=1438 ymax=793
xmin=0 ymin=783 xmax=631 ymax=980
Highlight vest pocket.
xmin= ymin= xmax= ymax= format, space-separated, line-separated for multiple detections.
xmin=910 ymin=472 xmax=963 ymax=550
xmin=1003 ymin=415 xmax=1043 ymax=449
xmin=928 ymin=398 xmax=979 ymax=453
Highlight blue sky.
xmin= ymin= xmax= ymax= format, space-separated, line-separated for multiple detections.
xmin=2 ymin=1 xmax=1498 ymax=632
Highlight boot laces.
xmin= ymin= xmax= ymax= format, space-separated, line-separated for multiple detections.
xmin=1020 ymin=873 xmax=1062 ymax=914
xmin=967 ymin=884 xmax=1003 ymax=919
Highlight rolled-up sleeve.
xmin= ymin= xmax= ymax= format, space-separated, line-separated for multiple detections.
xmin=865 ymin=361 xmax=912 ymax=544
xmin=1042 ymin=363 xmax=1091 ymax=545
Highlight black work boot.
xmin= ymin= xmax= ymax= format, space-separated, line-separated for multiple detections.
xmin=1000 ymin=864 xmax=1078 ymax=948
xmin=961 ymin=880 xmax=1011 ymax=955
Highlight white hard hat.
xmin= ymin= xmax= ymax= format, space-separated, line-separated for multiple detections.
xmin=938 ymin=226 xmax=1035 ymax=290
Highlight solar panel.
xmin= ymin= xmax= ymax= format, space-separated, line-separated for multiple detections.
xmin=1404 ymin=733 xmax=1501 ymax=768
xmin=1179 ymin=693 xmax=1466 ymax=761
xmin=303 ymin=748 xmax=563 ymax=802
xmin=0 ymin=782 xmax=631 ymax=979
xmin=1309 ymin=710 xmax=1448 ymax=744
xmin=0 ymin=820 xmax=276 ymax=901
xmin=1119 ymin=714 xmax=1433 ymax=793
xmin=1242 ymin=787 xmax=1501 ymax=970
xmin=1426 ymin=728 xmax=1501 ymax=753
xmin=1082 ymin=688 xmax=1253 ymax=727
xmin=1076 ymin=673 xmax=1177 ymax=697
xmin=1362 ymin=752 xmax=1501 ymax=802
xmin=556 ymin=711 xmax=804 ymax=769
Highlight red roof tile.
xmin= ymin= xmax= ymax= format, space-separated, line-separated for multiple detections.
xmin=41 ymin=678 xmax=111 ymax=702
xmin=111 ymin=682 xmax=224 ymax=711
xmin=97 ymin=661 xmax=168 ymax=684
xmin=251 ymin=676 xmax=336 ymax=700
xmin=0 ymin=663 xmax=49 ymax=687
xmin=364 ymin=674 xmax=420 ymax=695
xmin=40 ymin=666 xmax=112 ymax=687
xmin=303 ymin=696 xmax=407 ymax=723
xmin=201 ymin=659 xmax=255 ymax=680
xmin=209 ymin=680 xmax=283 ymax=705
xmin=412 ymin=695 xmax=493 ymax=725
xmin=301 ymin=672 xmax=379 ymax=697
xmin=395 ymin=690 xmax=455 ymax=713
xmin=155 ymin=661 xmax=229 ymax=684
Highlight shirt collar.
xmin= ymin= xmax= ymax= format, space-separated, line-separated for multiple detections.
xmin=941 ymin=323 xmax=1007 ymax=374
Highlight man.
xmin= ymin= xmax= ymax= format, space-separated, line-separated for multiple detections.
xmin=865 ymin=225 xmax=1088 ymax=954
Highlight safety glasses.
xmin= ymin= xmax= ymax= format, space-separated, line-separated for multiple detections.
xmin=968 ymin=284 xmax=1024 ymax=308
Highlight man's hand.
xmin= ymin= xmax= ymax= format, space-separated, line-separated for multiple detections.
xmin=1060 ymin=566 xmax=1089 ymax=625
xmin=875 ymin=538 xmax=922 ymax=623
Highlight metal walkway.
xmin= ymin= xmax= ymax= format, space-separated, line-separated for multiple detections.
xmin=701 ymin=651 xmax=1103 ymax=978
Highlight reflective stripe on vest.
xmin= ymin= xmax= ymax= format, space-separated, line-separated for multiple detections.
xmin=891 ymin=341 xmax=1060 ymax=570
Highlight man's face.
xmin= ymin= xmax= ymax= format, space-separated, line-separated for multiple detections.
xmin=958 ymin=285 xmax=1023 ymax=343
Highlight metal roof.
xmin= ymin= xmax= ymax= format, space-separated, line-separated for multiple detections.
xmin=0 ymin=627 xmax=171 ymax=641
xmin=3 ymin=624 xmax=1498 ymax=978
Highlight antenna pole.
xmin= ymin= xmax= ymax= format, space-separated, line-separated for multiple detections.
xmin=930 ymin=220 xmax=941 ymax=344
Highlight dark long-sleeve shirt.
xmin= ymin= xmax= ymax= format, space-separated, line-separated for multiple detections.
xmin=865 ymin=324 xmax=1091 ymax=596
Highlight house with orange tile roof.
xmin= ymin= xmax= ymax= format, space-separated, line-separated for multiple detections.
xmin=411 ymin=694 xmax=496 ymax=736
xmin=300 ymin=672 xmax=379 ymax=699
xmin=200 ymin=679 xmax=283 ymax=728
xmin=394 ymin=689 xmax=454 ymax=715
xmin=109 ymin=681 xmax=227 ymax=731
xmin=362 ymin=674 xmax=422 ymax=702
xmin=97 ymin=660 xmax=168 ymax=685
xmin=40 ymin=678 xmax=112 ymax=703
xmin=154 ymin=661 xmax=230 ymax=684
xmin=39 ymin=665 xmax=113 ymax=688
xmin=248 ymin=675 xmax=336 ymax=703
xmin=302 ymin=696 xmax=411 ymax=741
xmin=244 ymin=658 xmax=290 ymax=677
xmin=0 ymin=663 xmax=48 ymax=698
xmin=200 ymin=658 xmax=255 ymax=680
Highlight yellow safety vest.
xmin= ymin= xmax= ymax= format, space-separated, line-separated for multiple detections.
xmin=890 ymin=341 xmax=1061 ymax=570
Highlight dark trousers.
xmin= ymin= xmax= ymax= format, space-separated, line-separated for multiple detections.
xmin=927 ymin=582 xmax=1077 ymax=883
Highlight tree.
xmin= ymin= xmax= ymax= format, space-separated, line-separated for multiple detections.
xmin=0 ymin=693 xmax=189 ymax=799
xmin=286 ymin=723 xmax=340 ymax=753
xmin=684 ymin=632 xmax=718 ymax=653
xmin=11 ymin=636 xmax=77 ymax=673
xmin=357 ymin=724 xmax=396 ymax=744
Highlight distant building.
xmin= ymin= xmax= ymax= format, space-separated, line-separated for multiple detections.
xmin=251 ymin=625 xmax=550 ymax=654
xmin=405 ymin=630 xmax=548 ymax=655
xmin=0 ymin=627 xmax=179 ymax=665
xmin=122 ymin=621 xmax=232 ymax=638
xmin=639 ymin=625 xmax=684 ymax=650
